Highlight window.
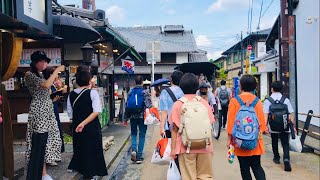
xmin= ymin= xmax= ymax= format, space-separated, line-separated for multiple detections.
xmin=227 ymin=56 xmax=231 ymax=65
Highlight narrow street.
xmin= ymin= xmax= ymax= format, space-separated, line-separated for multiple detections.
xmin=109 ymin=125 xmax=320 ymax=180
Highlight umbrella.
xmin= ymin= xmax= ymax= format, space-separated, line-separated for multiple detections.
xmin=151 ymin=78 xmax=170 ymax=87
xmin=174 ymin=62 xmax=220 ymax=81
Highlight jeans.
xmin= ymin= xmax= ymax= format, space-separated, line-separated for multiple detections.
xmin=220 ymin=106 xmax=228 ymax=127
xmin=237 ymin=155 xmax=266 ymax=180
xmin=130 ymin=118 xmax=147 ymax=159
xmin=271 ymin=132 xmax=290 ymax=161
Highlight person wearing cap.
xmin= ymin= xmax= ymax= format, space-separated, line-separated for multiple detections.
xmin=24 ymin=51 xmax=65 ymax=180
xmin=196 ymin=82 xmax=218 ymax=116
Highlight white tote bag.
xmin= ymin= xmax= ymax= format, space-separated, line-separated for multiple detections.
xmin=167 ymin=160 xmax=181 ymax=180
xmin=289 ymin=135 xmax=302 ymax=152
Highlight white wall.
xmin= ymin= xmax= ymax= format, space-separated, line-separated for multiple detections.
xmin=294 ymin=0 xmax=320 ymax=126
xmin=260 ymin=73 xmax=268 ymax=100
xmin=176 ymin=53 xmax=188 ymax=64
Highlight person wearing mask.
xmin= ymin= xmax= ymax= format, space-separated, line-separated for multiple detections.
xmin=25 ymin=51 xmax=64 ymax=180
xmin=215 ymin=80 xmax=232 ymax=129
xmin=196 ymin=82 xmax=218 ymax=115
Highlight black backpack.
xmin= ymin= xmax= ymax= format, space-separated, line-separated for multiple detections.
xmin=267 ymin=96 xmax=289 ymax=132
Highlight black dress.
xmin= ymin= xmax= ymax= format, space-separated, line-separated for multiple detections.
xmin=68 ymin=89 xmax=108 ymax=178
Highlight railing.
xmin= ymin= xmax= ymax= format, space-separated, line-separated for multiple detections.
xmin=297 ymin=110 xmax=320 ymax=152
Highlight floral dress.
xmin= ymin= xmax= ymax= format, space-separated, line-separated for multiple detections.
xmin=25 ymin=72 xmax=62 ymax=163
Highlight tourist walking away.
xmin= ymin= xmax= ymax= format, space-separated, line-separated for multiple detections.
xmin=25 ymin=51 xmax=63 ymax=180
xmin=169 ymin=73 xmax=215 ymax=180
xmin=124 ymin=75 xmax=152 ymax=164
xmin=227 ymin=75 xmax=268 ymax=180
xmin=197 ymin=82 xmax=218 ymax=116
xmin=215 ymin=80 xmax=232 ymax=129
xmin=67 ymin=70 xmax=108 ymax=179
xmin=263 ymin=81 xmax=295 ymax=171
xmin=159 ymin=70 xmax=184 ymax=137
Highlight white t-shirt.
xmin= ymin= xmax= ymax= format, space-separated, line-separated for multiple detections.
xmin=263 ymin=92 xmax=294 ymax=114
xmin=263 ymin=92 xmax=294 ymax=133
xmin=67 ymin=88 xmax=102 ymax=118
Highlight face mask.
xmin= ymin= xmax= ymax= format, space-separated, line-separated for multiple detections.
xmin=200 ymin=91 xmax=207 ymax=95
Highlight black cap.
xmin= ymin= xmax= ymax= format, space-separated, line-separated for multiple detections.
xmin=199 ymin=82 xmax=209 ymax=89
xmin=31 ymin=51 xmax=51 ymax=63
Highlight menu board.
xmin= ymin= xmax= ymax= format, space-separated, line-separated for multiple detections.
xmin=2 ymin=78 xmax=15 ymax=91
xmin=19 ymin=48 xmax=62 ymax=67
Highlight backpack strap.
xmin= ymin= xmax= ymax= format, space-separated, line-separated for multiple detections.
xmin=72 ymin=88 xmax=88 ymax=108
xmin=235 ymin=96 xmax=245 ymax=106
xmin=250 ymin=97 xmax=259 ymax=107
xmin=194 ymin=96 xmax=202 ymax=101
xmin=267 ymin=97 xmax=276 ymax=104
xmin=178 ymin=97 xmax=188 ymax=103
xmin=279 ymin=96 xmax=286 ymax=104
xmin=165 ymin=88 xmax=177 ymax=102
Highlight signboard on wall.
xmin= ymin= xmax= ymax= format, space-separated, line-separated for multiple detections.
xmin=19 ymin=48 xmax=62 ymax=67
xmin=23 ymin=0 xmax=46 ymax=23
xmin=257 ymin=42 xmax=266 ymax=58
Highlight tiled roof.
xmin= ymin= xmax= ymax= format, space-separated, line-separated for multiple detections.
xmin=114 ymin=26 xmax=198 ymax=53
xmin=189 ymin=53 xmax=208 ymax=62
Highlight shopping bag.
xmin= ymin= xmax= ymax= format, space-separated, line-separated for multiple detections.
xmin=289 ymin=134 xmax=302 ymax=152
xmin=167 ymin=160 xmax=181 ymax=180
xmin=144 ymin=108 xmax=160 ymax=125
xmin=151 ymin=138 xmax=171 ymax=165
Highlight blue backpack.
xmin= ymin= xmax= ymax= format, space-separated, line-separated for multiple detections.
xmin=232 ymin=96 xmax=260 ymax=150
xmin=126 ymin=87 xmax=144 ymax=113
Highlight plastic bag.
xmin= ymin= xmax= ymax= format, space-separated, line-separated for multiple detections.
xmin=151 ymin=138 xmax=171 ymax=165
xmin=144 ymin=108 xmax=160 ymax=125
xmin=167 ymin=160 xmax=181 ymax=180
xmin=289 ymin=135 xmax=302 ymax=152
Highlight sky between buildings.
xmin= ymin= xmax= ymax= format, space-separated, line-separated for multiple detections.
xmin=59 ymin=0 xmax=280 ymax=60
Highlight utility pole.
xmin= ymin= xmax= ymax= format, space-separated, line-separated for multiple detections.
xmin=280 ymin=0 xmax=298 ymax=132
xmin=279 ymin=0 xmax=290 ymax=97
xmin=240 ymin=31 xmax=243 ymax=75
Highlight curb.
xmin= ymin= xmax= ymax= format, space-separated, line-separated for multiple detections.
xmin=70 ymin=134 xmax=130 ymax=179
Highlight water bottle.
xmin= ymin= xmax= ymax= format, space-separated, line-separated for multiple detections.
xmin=228 ymin=145 xmax=235 ymax=164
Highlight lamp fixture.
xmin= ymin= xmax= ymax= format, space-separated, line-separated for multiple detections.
xmin=113 ymin=49 xmax=119 ymax=53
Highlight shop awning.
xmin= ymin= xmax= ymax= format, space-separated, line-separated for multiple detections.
xmin=53 ymin=15 xmax=101 ymax=43
xmin=95 ymin=26 xmax=143 ymax=61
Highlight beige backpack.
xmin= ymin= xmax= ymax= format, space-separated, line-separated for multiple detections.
xmin=178 ymin=96 xmax=212 ymax=153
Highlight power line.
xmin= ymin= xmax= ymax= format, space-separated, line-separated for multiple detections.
xmin=249 ymin=0 xmax=254 ymax=34
xmin=257 ymin=0 xmax=264 ymax=31
xmin=247 ymin=0 xmax=251 ymax=34
xmin=261 ymin=0 xmax=275 ymax=18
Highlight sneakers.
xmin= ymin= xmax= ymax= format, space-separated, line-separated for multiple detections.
xmin=131 ymin=151 xmax=137 ymax=162
xmin=42 ymin=174 xmax=53 ymax=180
xmin=273 ymin=158 xmax=280 ymax=164
xmin=47 ymin=162 xmax=58 ymax=166
xmin=284 ymin=161 xmax=292 ymax=172
xmin=136 ymin=158 xmax=144 ymax=164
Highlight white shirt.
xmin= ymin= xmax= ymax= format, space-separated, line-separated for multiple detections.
xmin=67 ymin=88 xmax=102 ymax=118
xmin=263 ymin=92 xmax=294 ymax=133
xmin=263 ymin=92 xmax=294 ymax=114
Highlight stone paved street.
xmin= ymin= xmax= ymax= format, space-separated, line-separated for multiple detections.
xmin=110 ymin=125 xmax=320 ymax=180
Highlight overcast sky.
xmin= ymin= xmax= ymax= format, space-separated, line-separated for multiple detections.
xmin=59 ymin=0 xmax=280 ymax=60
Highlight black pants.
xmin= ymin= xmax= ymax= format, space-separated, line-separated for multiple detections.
xmin=220 ymin=106 xmax=228 ymax=127
xmin=271 ymin=132 xmax=290 ymax=161
xmin=237 ymin=155 xmax=266 ymax=180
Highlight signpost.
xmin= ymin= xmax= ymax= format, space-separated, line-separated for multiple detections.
xmin=146 ymin=41 xmax=160 ymax=82
xmin=245 ymin=45 xmax=252 ymax=74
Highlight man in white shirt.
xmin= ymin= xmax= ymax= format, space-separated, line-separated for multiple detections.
xmin=263 ymin=81 xmax=295 ymax=172
xmin=214 ymin=80 xmax=232 ymax=129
